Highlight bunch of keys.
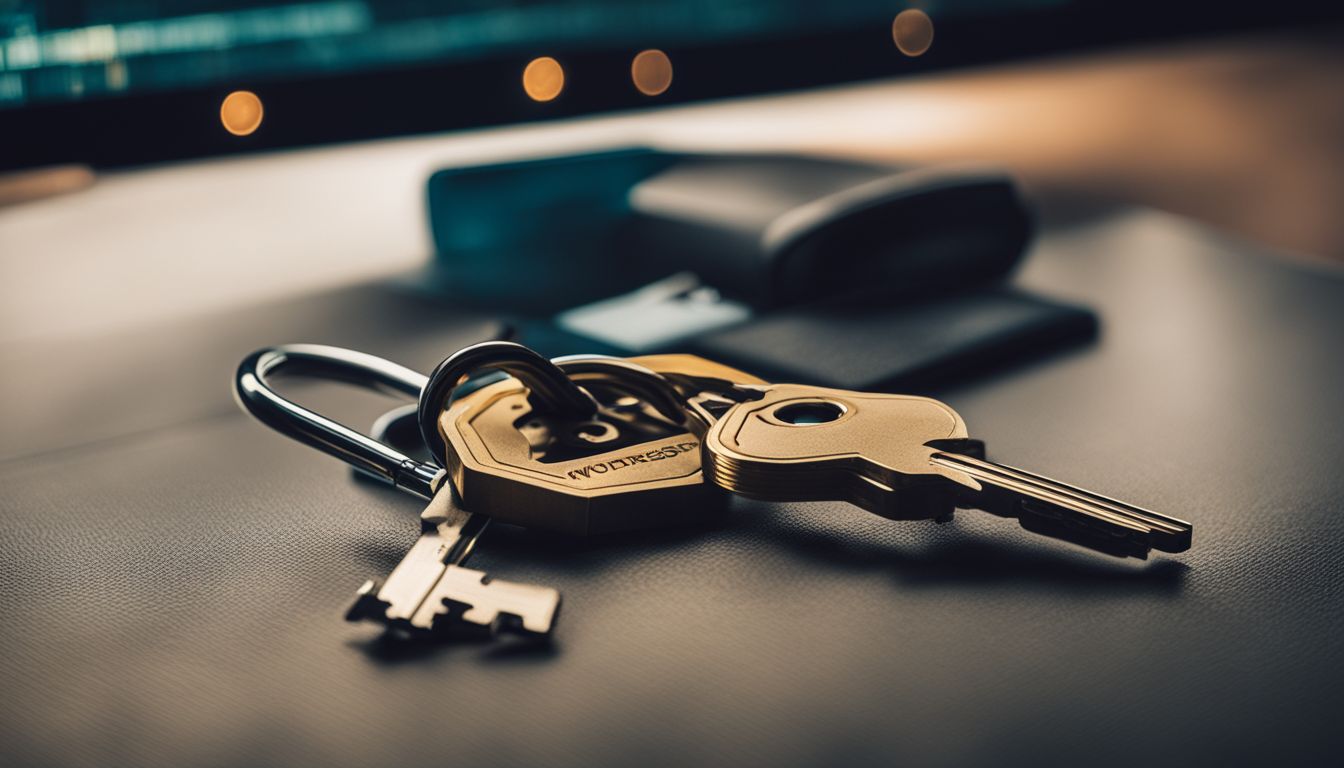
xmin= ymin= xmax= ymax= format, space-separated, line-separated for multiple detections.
xmin=236 ymin=341 xmax=1191 ymax=642
xmin=235 ymin=342 xmax=754 ymax=641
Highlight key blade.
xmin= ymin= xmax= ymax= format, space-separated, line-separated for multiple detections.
xmin=930 ymin=452 xmax=1192 ymax=558
xmin=356 ymin=529 xmax=451 ymax=623
xmin=932 ymin=452 xmax=1192 ymax=540
xmin=419 ymin=488 xmax=490 ymax=564
xmin=347 ymin=490 xmax=489 ymax=627
xmin=411 ymin=565 xmax=561 ymax=637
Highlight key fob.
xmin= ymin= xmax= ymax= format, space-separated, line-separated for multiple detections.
xmin=440 ymin=373 xmax=707 ymax=536
xmin=438 ymin=353 xmax=766 ymax=535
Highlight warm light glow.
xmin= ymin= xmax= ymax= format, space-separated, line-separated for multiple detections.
xmin=631 ymin=49 xmax=673 ymax=96
xmin=892 ymin=10 xmax=934 ymax=57
xmin=220 ymin=90 xmax=263 ymax=136
xmin=523 ymin=57 xmax=565 ymax=102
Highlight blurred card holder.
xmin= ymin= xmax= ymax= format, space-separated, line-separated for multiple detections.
xmin=426 ymin=148 xmax=1097 ymax=390
xmin=680 ymin=287 xmax=1096 ymax=391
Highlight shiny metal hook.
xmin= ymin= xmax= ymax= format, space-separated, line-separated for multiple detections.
xmin=414 ymin=344 xmax=689 ymax=467
xmin=550 ymin=355 xmax=688 ymax=425
xmin=235 ymin=344 xmax=445 ymax=499
xmin=415 ymin=341 xmax=601 ymax=467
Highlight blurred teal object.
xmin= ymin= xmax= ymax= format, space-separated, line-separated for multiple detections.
xmin=425 ymin=148 xmax=679 ymax=312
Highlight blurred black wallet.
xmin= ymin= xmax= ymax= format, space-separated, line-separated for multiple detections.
xmin=425 ymin=148 xmax=1096 ymax=391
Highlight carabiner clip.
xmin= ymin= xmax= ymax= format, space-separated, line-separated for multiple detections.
xmin=235 ymin=344 xmax=445 ymax=499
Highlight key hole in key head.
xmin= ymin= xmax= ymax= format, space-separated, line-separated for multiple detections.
xmin=772 ymin=401 xmax=846 ymax=425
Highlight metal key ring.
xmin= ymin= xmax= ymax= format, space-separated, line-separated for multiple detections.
xmin=415 ymin=345 xmax=688 ymax=467
xmin=415 ymin=341 xmax=598 ymax=467
xmin=550 ymin=355 xmax=689 ymax=424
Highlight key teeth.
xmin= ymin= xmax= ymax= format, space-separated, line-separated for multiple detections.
xmin=1152 ymin=525 xmax=1193 ymax=554
xmin=1016 ymin=495 xmax=1193 ymax=559
xmin=346 ymin=579 xmax=390 ymax=622
xmin=1019 ymin=514 xmax=1151 ymax=559
xmin=343 ymin=565 xmax=561 ymax=641
xmin=932 ymin=451 xmax=1193 ymax=559
xmin=430 ymin=601 xmax=563 ymax=640
xmin=419 ymin=566 xmax=562 ymax=639
xmin=1015 ymin=502 xmax=1195 ymax=559
xmin=492 ymin=610 xmax=555 ymax=638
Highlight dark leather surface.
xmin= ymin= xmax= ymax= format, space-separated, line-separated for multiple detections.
xmin=3 ymin=211 xmax=1343 ymax=767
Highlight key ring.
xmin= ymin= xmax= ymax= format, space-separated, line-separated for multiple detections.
xmin=414 ymin=342 xmax=597 ymax=469
xmin=414 ymin=346 xmax=689 ymax=468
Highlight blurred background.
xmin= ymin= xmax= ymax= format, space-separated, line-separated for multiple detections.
xmin=3 ymin=0 xmax=1344 ymax=259
xmin=3 ymin=0 xmax=1343 ymax=347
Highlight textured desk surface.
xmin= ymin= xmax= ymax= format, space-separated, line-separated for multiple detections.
xmin=3 ymin=201 xmax=1343 ymax=766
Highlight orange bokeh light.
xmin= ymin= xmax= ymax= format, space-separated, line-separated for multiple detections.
xmin=892 ymin=10 xmax=935 ymax=57
xmin=631 ymin=49 xmax=673 ymax=96
xmin=220 ymin=91 xmax=263 ymax=136
xmin=523 ymin=57 xmax=565 ymax=102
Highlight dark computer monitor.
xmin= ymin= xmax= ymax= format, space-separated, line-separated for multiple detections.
xmin=2 ymin=0 xmax=1338 ymax=171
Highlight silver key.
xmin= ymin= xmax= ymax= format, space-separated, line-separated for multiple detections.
xmin=346 ymin=486 xmax=561 ymax=638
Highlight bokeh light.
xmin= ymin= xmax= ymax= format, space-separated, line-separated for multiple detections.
xmin=892 ymin=10 xmax=934 ymax=57
xmin=523 ymin=57 xmax=565 ymax=102
xmin=220 ymin=90 xmax=263 ymax=136
xmin=631 ymin=49 xmax=673 ymax=96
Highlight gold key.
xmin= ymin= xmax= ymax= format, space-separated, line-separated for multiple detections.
xmin=693 ymin=382 xmax=1191 ymax=559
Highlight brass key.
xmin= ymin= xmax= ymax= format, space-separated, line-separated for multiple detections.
xmin=698 ymin=383 xmax=1191 ymax=559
